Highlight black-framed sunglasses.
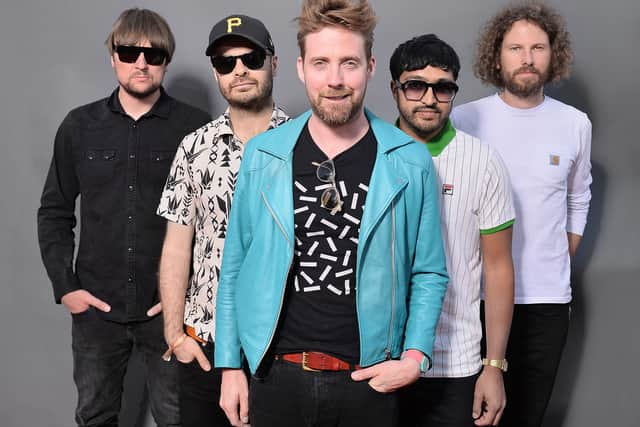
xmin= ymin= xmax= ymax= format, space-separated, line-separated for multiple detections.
xmin=210 ymin=50 xmax=267 ymax=75
xmin=312 ymin=159 xmax=343 ymax=215
xmin=395 ymin=80 xmax=459 ymax=103
xmin=113 ymin=45 xmax=168 ymax=66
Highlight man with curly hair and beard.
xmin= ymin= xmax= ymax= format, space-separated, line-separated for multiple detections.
xmin=452 ymin=3 xmax=592 ymax=426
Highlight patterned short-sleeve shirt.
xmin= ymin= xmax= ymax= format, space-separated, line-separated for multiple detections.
xmin=157 ymin=107 xmax=290 ymax=342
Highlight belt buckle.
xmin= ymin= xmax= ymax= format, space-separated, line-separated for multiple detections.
xmin=302 ymin=352 xmax=321 ymax=372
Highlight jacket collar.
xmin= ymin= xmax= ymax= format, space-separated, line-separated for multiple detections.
xmin=257 ymin=108 xmax=414 ymax=159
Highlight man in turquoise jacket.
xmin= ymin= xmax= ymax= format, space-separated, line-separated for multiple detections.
xmin=215 ymin=1 xmax=448 ymax=426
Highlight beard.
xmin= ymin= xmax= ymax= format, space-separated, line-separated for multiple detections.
xmin=121 ymin=73 xmax=161 ymax=100
xmin=220 ymin=74 xmax=273 ymax=112
xmin=309 ymin=87 xmax=366 ymax=127
xmin=398 ymin=102 xmax=447 ymax=142
xmin=502 ymin=65 xmax=549 ymax=98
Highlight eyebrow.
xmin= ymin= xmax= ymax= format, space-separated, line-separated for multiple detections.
xmin=402 ymin=76 xmax=455 ymax=84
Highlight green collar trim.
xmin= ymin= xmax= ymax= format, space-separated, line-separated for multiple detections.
xmin=394 ymin=118 xmax=456 ymax=157
xmin=425 ymin=119 xmax=456 ymax=157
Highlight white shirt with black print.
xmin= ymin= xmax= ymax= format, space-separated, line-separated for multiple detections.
xmin=157 ymin=107 xmax=290 ymax=343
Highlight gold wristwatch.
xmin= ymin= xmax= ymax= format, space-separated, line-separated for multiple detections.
xmin=482 ymin=358 xmax=508 ymax=372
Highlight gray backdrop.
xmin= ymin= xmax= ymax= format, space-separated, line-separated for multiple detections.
xmin=1 ymin=0 xmax=638 ymax=426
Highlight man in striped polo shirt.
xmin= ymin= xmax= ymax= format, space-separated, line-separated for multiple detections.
xmin=390 ymin=34 xmax=515 ymax=427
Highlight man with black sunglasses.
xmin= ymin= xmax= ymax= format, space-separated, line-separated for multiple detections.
xmin=216 ymin=2 xmax=448 ymax=427
xmin=37 ymin=8 xmax=210 ymax=427
xmin=390 ymin=34 xmax=515 ymax=427
xmin=156 ymin=14 xmax=288 ymax=427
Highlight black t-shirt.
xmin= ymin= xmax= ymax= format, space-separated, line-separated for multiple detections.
xmin=273 ymin=122 xmax=377 ymax=364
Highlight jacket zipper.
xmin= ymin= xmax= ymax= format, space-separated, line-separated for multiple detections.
xmin=257 ymin=191 xmax=293 ymax=368
xmin=384 ymin=200 xmax=397 ymax=360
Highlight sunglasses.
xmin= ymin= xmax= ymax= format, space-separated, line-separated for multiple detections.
xmin=395 ymin=80 xmax=459 ymax=103
xmin=210 ymin=50 xmax=267 ymax=75
xmin=312 ymin=159 xmax=343 ymax=215
xmin=114 ymin=45 xmax=168 ymax=66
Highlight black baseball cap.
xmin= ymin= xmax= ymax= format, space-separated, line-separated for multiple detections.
xmin=205 ymin=15 xmax=275 ymax=56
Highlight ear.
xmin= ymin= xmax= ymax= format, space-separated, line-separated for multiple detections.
xmin=390 ymin=80 xmax=399 ymax=102
xmin=271 ymin=55 xmax=278 ymax=77
xmin=367 ymin=55 xmax=376 ymax=80
xmin=296 ymin=56 xmax=305 ymax=84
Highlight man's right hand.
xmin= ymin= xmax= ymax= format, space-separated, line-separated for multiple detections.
xmin=172 ymin=336 xmax=211 ymax=371
xmin=61 ymin=289 xmax=111 ymax=314
xmin=220 ymin=368 xmax=250 ymax=427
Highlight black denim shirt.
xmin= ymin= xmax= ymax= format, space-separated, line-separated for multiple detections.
xmin=37 ymin=88 xmax=211 ymax=322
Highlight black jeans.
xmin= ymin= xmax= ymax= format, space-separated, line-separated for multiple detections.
xmin=399 ymin=374 xmax=480 ymax=427
xmin=177 ymin=341 xmax=231 ymax=426
xmin=482 ymin=303 xmax=570 ymax=427
xmin=249 ymin=358 xmax=398 ymax=427
xmin=71 ymin=308 xmax=179 ymax=427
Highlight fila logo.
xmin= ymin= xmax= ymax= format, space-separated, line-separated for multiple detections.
xmin=442 ymin=184 xmax=454 ymax=195
xmin=549 ymin=154 xmax=560 ymax=166
xmin=227 ymin=17 xmax=242 ymax=33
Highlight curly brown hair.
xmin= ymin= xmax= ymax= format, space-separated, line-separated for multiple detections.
xmin=474 ymin=2 xmax=573 ymax=88
xmin=296 ymin=0 xmax=377 ymax=59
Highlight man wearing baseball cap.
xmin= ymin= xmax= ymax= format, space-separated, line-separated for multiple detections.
xmin=157 ymin=14 xmax=288 ymax=426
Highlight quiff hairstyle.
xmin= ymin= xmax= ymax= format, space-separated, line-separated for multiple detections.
xmin=105 ymin=8 xmax=176 ymax=64
xmin=296 ymin=0 xmax=377 ymax=59
xmin=474 ymin=2 xmax=573 ymax=88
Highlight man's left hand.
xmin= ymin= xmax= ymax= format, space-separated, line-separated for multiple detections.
xmin=146 ymin=302 xmax=162 ymax=317
xmin=351 ymin=358 xmax=420 ymax=393
xmin=472 ymin=366 xmax=506 ymax=426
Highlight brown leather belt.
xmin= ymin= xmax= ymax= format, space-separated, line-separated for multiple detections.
xmin=276 ymin=352 xmax=360 ymax=372
xmin=185 ymin=325 xmax=207 ymax=344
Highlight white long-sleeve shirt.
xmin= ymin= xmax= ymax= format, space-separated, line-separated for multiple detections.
xmin=452 ymin=94 xmax=592 ymax=304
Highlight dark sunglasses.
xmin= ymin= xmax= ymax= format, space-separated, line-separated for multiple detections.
xmin=395 ymin=80 xmax=459 ymax=103
xmin=210 ymin=50 xmax=267 ymax=75
xmin=114 ymin=45 xmax=168 ymax=66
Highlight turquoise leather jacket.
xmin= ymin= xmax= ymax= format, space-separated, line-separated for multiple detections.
xmin=215 ymin=110 xmax=448 ymax=373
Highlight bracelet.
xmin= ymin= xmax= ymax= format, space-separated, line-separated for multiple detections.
xmin=162 ymin=333 xmax=187 ymax=362
xmin=482 ymin=358 xmax=508 ymax=372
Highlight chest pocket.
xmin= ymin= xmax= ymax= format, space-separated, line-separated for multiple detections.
xmin=85 ymin=148 xmax=118 ymax=185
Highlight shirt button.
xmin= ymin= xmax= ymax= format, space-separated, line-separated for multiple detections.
xmin=128 ymin=185 xmax=134 ymax=191
xmin=127 ymin=277 xmax=133 ymax=283
xmin=129 ymin=153 xmax=135 ymax=159
xmin=127 ymin=247 xmax=133 ymax=252
xmin=128 ymin=215 xmax=133 ymax=221
xmin=132 ymin=123 xmax=137 ymax=128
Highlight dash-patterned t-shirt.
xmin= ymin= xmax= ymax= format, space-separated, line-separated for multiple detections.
xmin=273 ymin=123 xmax=377 ymax=363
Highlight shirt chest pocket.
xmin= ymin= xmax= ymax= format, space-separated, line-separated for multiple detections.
xmin=84 ymin=148 xmax=118 ymax=185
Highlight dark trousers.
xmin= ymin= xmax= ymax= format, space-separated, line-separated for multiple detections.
xmin=177 ymin=341 xmax=231 ymax=426
xmin=249 ymin=358 xmax=398 ymax=427
xmin=399 ymin=374 xmax=479 ymax=427
xmin=71 ymin=308 xmax=179 ymax=427
xmin=482 ymin=303 xmax=570 ymax=427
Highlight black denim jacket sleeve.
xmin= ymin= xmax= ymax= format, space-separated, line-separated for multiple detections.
xmin=37 ymin=113 xmax=81 ymax=303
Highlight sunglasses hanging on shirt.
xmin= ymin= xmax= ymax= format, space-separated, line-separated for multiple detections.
xmin=113 ymin=45 xmax=168 ymax=66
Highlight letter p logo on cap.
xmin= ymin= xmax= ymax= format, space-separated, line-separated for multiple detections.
xmin=227 ymin=17 xmax=242 ymax=33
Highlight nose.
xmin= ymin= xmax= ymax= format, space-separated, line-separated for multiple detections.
xmin=521 ymin=48 xmax=534 ymax=65
xmin=327 ymin=63 xmax=344 ymax=88
xmin=421 ymin=87 xmax=438 ymax=105
xmin=134 ymin=52 xmax=148 ymax=68
xmin=233 ymin=58 xmax=248 ymax=76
